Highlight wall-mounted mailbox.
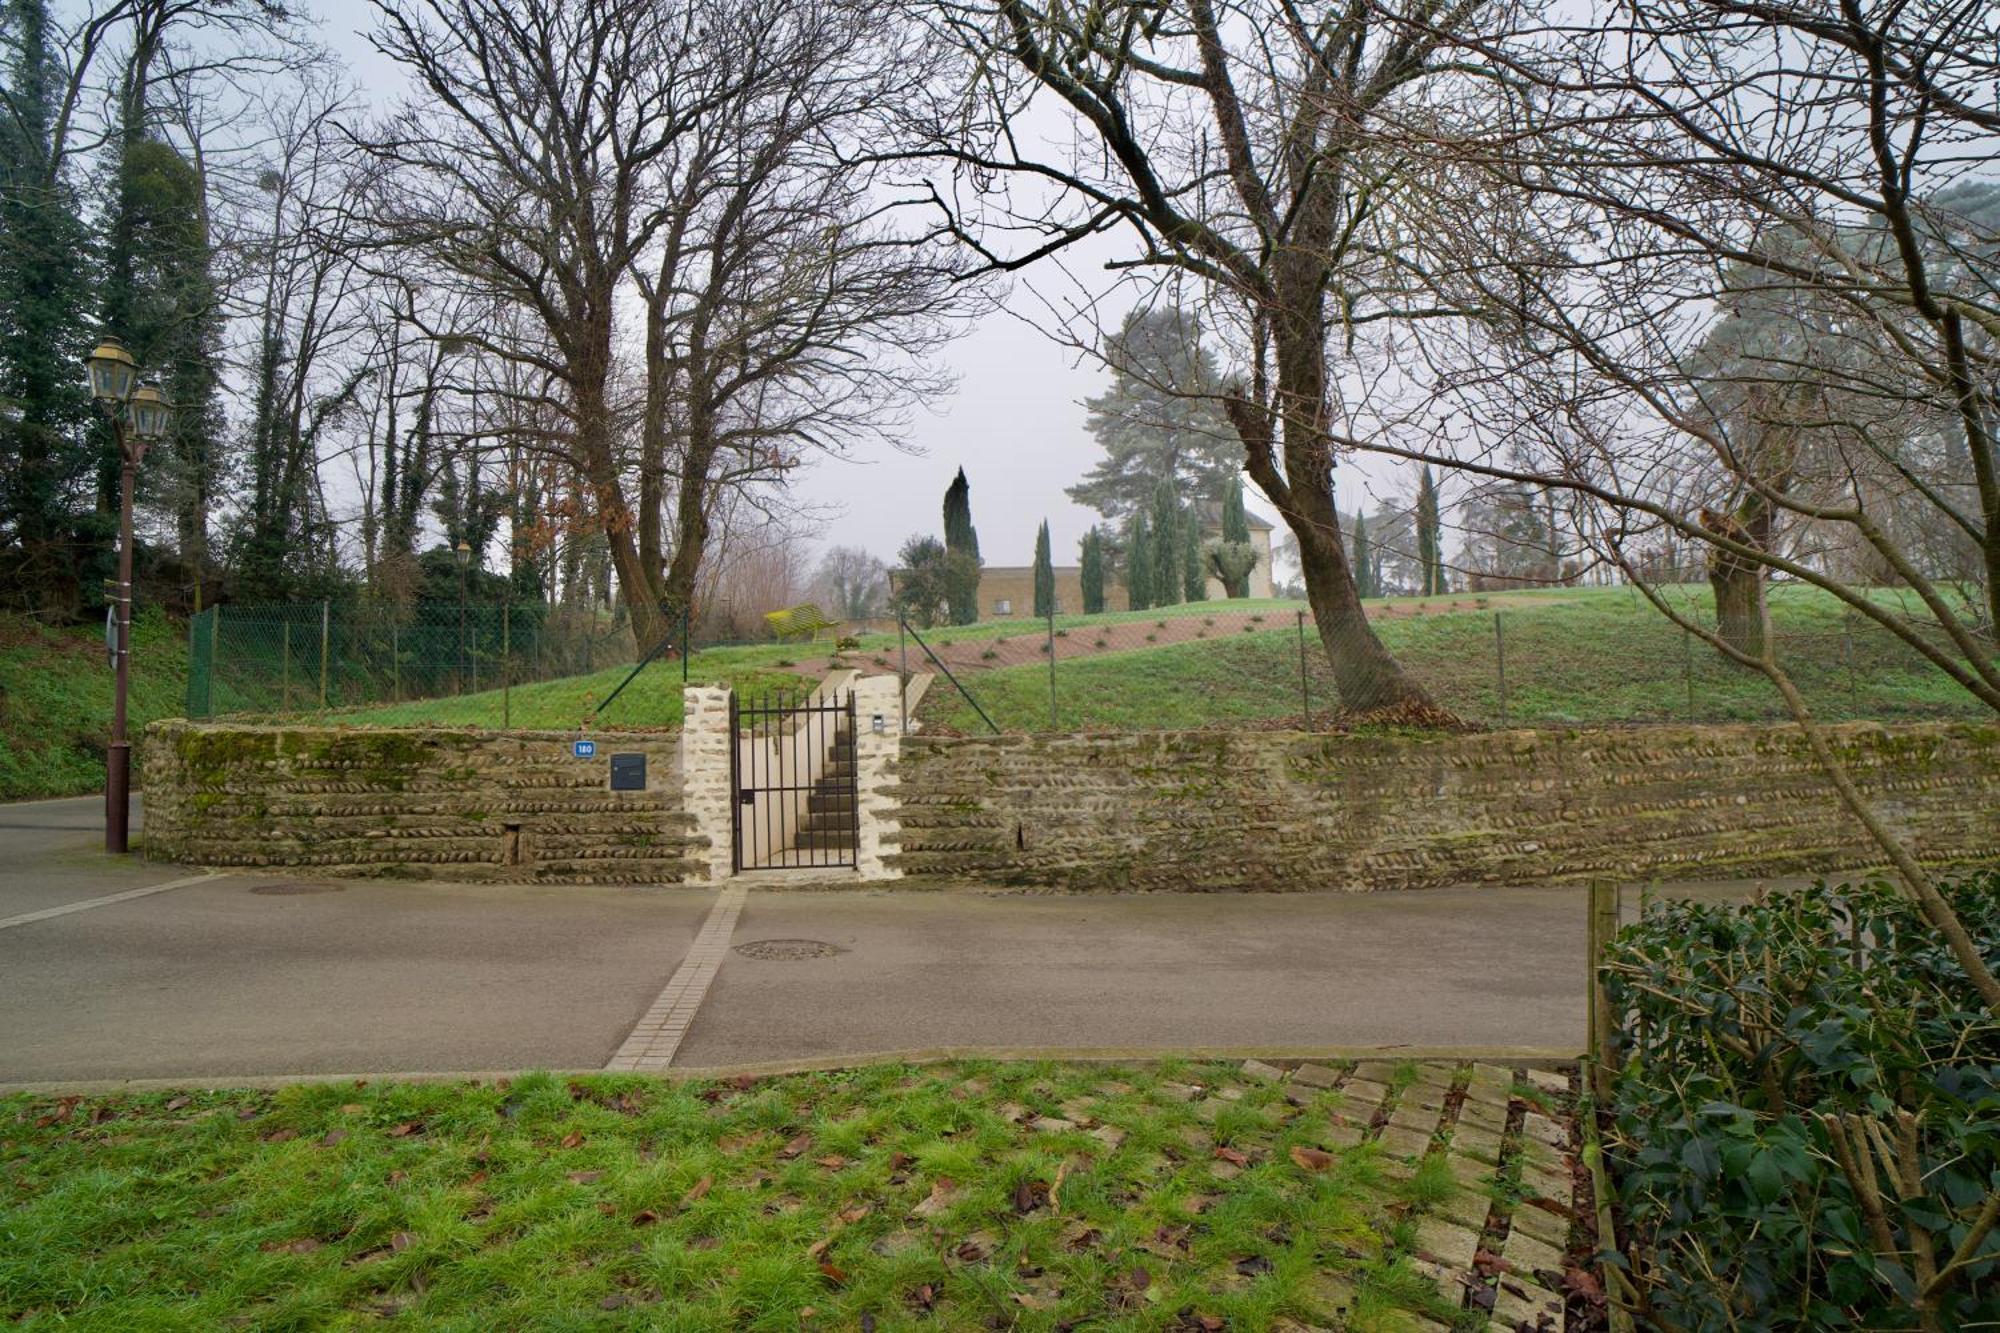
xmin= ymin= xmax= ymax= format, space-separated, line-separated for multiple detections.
xmin=609 ymin=753 xmax=646 ymax=791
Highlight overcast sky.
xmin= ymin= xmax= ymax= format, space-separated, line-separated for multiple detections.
xmin=318 ymin=2 xmax=1418 ymax=571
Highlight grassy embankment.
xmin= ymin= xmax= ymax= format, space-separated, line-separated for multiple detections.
xmin=0 ymin=609 xmax=185 ymax=801
xmin=920 ymin=584 xmax=1991 ymax=733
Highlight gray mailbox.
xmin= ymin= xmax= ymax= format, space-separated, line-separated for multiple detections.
xmin=608 ymin=753 xmax=646 ymax=791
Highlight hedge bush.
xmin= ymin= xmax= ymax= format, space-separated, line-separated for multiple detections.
xmin=1601 ymin=870 xmax=1999 ymax=1330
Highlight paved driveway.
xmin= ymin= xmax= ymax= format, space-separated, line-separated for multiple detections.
xmin=0 ymin=796 xmax=1778 ymax=1088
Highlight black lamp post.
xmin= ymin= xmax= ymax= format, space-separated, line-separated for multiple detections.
xmin=455 ymin=540 xmax=472 ymax=692
xmin=85 ymin=336 xmax=172 ymax=854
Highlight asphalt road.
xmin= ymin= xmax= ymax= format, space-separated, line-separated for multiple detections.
xmin=0 ymin=796 xmax=1778 ymax=1087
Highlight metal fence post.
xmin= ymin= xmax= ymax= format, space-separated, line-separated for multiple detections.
xmin=1843 ymin=611 xmax=1858 ymax=705
xmin=391 ymin=621 xmax=401 ymax=703
xmin=207 ymin=605 xmax=221 ymax=718
xmin=1683 ymin=628 xmax=1695 ymax=720
xmin=1493 ymin=611 xmax=1509 ymax=727
xmin=502 ymin=599 xmax=512 ymax=728
xmin=318 ymin=599 xmax=330 ymax=711
xmin=281 ymin=620 xmax=292 ymax=712
xmin=1046 ymin=605 xmax=1058 ymax=730
xmin=898 ymin=617 xmax=909 ymax=734
xmin=1296 ymin=610 xmax=1310 ymax=726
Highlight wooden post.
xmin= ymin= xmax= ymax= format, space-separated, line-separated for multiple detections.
xmin=1493 ymin=611 xmax=1508 ymax=726
xmin=1588 ymin=878 xmax=1621 ymax=1101
xmin=318 ymin=599 xmax=331 ymax=711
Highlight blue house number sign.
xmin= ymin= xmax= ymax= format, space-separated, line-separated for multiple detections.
xmin=572 ymin=739 xmax=596 ymax=759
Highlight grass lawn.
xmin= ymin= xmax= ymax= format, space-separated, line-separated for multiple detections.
xmin=0 ymin=609 xmax=185 ymax=801
xmin=923 ymin=583 xmax=1993 ymax=733
xmin=0 ymin=1061 xmax=1509 ymax=1331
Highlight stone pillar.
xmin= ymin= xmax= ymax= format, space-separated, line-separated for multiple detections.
xmin=849 ymin=674 xmax=903 ymax=880
xmin=681 ymin=686 xmax=735 ymax=881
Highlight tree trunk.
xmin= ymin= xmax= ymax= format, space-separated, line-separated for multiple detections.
xmin=1710 ymin=556 xmax=1768 ymax=659
xmin=1256 ymin=281 xmax=1436 ymax=715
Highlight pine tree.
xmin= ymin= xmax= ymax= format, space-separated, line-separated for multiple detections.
xmin=1078 ymin=528 xmax=1106 ymax=613
xmin=1416 ymin=466 xmax=1446 ymax=596
xmin=0 ymin=0 xmax=95 ymax=610
xmin=1068 ymin=307 xmax=1243 ymax=524
xmin=942 ymin=467 xmax=980 ymax=625
xmin=1148 ymin=479 xmax=1182 ymax=607
xmin=1351 ymin=510 xmax=1376 ymax=599
xmin=1126 ymin=510 xmax=1153 ymax=611
xmin=1032 ymin=519 xmax=1055 ymax=618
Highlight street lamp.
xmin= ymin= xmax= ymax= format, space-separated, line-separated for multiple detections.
xmin=85 ymin=337 xmax=172 ymax=855
xmin=455 ymin=540 xmax=472 ymax=693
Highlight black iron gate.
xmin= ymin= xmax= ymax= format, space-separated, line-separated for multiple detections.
xmin=730 ymin=690 xmax=860 ymax=871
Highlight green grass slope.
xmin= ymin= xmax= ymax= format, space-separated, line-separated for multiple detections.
xmin=923 ymin=584 xmax=1992 ymax=733
xmin=0 ymin=609 xmax=186 ymax=801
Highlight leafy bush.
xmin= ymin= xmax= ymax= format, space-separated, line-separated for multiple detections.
xmin=1602 ymin=872 xmax=2000 ymax=1330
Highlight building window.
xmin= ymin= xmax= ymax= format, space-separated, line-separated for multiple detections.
xmin=994 ymin=598 xmax=1012 ymax=615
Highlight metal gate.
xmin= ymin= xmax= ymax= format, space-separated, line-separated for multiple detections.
xmin=730 ymin=690 xmax=859 ymax=871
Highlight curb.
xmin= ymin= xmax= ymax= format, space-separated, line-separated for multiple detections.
xmin=0 ymin=1045 xmax=1581 ymax=1096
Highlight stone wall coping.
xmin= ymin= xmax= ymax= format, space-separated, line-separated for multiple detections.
xmin=146 ymin=719 xmax=682 ymax=743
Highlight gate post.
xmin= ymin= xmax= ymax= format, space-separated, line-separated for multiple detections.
xmin=850 ymin=674 xmax=904 ymax=880
xmin=681 ymin=685 xmax=738 ymax=882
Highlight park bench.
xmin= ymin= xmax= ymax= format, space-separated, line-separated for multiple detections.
xmin=764 ymin=603 xmax=842 ymax=643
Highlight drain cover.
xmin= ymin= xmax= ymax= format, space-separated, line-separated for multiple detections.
xmin=733 ymin=938 xmax=845 ymax=962
xmin=249 ymin=881 xmax=345 ymax=896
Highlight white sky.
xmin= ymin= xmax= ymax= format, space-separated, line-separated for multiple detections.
xmin=315 ymin=0 xmax=1416 ymax=570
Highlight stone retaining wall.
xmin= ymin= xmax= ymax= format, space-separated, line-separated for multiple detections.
xmin=142 ymin=721 xmax=704 ymax=884
xmin=888 ymin=723 xmax=2000 ymax=891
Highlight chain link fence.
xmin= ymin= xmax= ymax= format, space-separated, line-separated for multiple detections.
xmin=898 ymin=588 xmax=1995 ymax=734
xmin=185 ymin=601 xmax=646 ymax=721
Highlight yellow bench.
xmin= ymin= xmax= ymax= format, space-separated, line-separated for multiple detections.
xmin=764 ymin=603 xmax=842 ymax=642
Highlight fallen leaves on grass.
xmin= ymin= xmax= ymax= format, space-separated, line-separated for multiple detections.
xmin=1288 ymin=1145 xmax=1336 ymax=1171
xmin=1213 ymin=1146 xmax=1249 ymax=1167
xmin=680 ymin=1175 xmax=712 ymax=1208
xmin=911 ymin=1178 xmax=957 ymax=1217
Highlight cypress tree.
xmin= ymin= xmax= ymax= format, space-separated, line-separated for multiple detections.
xmin=1126 ymin=510 xmax=1153 ymax=611
xmin=1351 ymin=511 xmax=1375 ymax=599
xmin=942 ymin=467 xmax=980 ymax=624
xmin=1416 ymin=466 xmax=1446 ymax=596
xmin=1078 ymin=528 xmax=1105 ymax=613
xmin=1032 ymin=519 xmax=1055 ymax=618
xmin=1149 ymin=479 xmax=1181 ymax=607
xmin=1181 ymin=510 xmax=1205 ymax=601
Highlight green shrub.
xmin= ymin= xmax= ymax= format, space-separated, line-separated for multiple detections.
xmin=1602 ymin=871 xmax=2000 ymax=1330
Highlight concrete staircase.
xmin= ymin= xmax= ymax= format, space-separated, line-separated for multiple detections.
xmin=789 ymin=716 xmax=858 ymax=856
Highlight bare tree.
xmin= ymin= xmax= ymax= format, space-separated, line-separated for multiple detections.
xmin=898 ymin=0 xmax=1527 ymax=715
xmin=1348 ymin=0 xmax=2000 ymax=1004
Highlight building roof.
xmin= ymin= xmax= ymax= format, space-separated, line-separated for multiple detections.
xmin=1193 ymin=500 xmax=1275 ymax=532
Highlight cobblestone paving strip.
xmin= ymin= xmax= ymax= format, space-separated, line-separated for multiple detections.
xmin=1234 ymin=1055 xmax=1582 ymax=1331
xmin=0 ymin=872 xmax=220 ymax=931
xmin=604 ymin=884 xmax=747 ymax=1072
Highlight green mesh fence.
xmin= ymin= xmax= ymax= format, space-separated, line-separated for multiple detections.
xmin=184 ymin=601 xmax=640 ymax=721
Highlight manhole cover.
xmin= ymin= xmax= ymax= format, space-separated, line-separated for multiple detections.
xmin=248 ymin=881 xmax=345 ymax=896
xmin=733 ymin=938 xmax=845 ymax=962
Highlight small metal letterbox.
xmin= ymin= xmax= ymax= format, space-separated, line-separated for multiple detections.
xmin=609 ymin=753 xmax=646 ymax=791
